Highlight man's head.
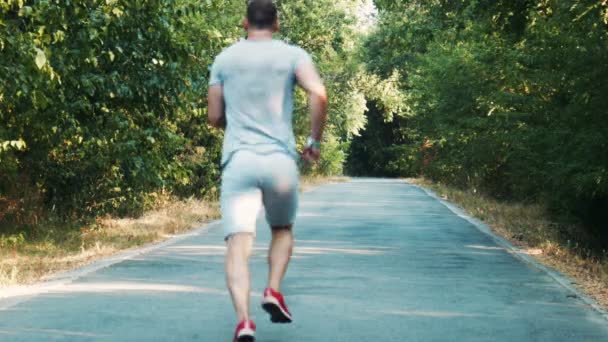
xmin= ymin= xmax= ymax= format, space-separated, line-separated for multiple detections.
xmin=245 ymin=0 xmax=278 ymax=32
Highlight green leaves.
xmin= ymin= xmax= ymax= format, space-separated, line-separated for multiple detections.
xmin=0 ymin=0 xmax=225 ymax=218
xmin=34 ymin=48 xmax=46 ymax=69
xmin=358 ymin=0 xmax=608 ymax=236
xmin=18 ymin=6 xmax=32 ymax=17
xmin=0 ymin=139 xmax=27 ymax=152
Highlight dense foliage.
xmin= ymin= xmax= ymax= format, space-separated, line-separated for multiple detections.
xmin=4 ymin=0 xmax=607 ymax=250
xmin=350 ymin=0 xmax=608 ymax=246
xmin=0 ymin=0 xmax=369 ymax=228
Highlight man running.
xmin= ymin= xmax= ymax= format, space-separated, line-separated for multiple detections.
xmin=207 ymin=1 xmax=328 ymax=341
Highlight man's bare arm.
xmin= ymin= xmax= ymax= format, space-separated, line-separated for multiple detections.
xmin=207 ymin=84 xmax=226 ymax=129
xmin=295 ymin=62 xmax=327 ymax=142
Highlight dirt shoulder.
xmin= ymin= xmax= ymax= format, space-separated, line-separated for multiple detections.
xmin=0 ymin=198 xmax=219 ymax=287
xmin=300 ymin=175 xmax=350 ymax=192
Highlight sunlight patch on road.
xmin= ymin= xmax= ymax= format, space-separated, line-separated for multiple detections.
xmin=167 ymin=245 xmax=225 ymax=250
xmin=298 ymin=212 xmax=325 ymax=217
xmin=465 ymin=245 xmax=505 ymax=251
xmin=383 ymin=310 xmax=480 ymax=318
xmin=0 ymin=328 xmax=108 ymax=337
xmin=164 ymin=245 xmax=262 ymax=256
xmin=296 ymin=239 xmax=353 ymax=244
xmin=51 ymin=282 xmax=226 ymax=295
xmin=294 ymin=247 xmax=386 ymax=256
xmin=515 ymin=300 xmax=581 ymax=308
xmin=301 ymin=201 xmax=404 ymax=207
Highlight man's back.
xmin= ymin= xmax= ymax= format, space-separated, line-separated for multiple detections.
xmin=209 ymin=39 xmax=312 ymax=166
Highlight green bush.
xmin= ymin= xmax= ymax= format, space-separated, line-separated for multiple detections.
xmin=0 ymin=0 xmax=239 ymax=221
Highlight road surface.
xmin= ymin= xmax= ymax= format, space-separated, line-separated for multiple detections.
xmin=1 ymin=179 xmax=607 ymax=341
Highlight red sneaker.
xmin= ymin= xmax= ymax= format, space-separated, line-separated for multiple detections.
xmin=233 ymin=320 xmax=256 ymax=342
xmin=261 ymin=288 xmax=293 ymax=323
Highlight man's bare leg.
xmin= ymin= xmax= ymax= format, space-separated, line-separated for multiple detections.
xmin=226 ymin=233 xmax=255 ymax=322
xmin=268 ymin=226 xmax=294 ymax=291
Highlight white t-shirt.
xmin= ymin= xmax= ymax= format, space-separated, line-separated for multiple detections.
xmin=209 ymin=39 xmax=313 ymax=167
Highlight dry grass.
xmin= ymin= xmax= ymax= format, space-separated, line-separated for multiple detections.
xmin=0 ymin=198 xmax=219 ymax=287
xmin=409 ymin=177 xmax=608 ymax=309
xmin=300 ymin=175 xmax=350 ymax=192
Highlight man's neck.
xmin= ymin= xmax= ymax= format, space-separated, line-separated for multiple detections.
xmin=247 ymin=29 xmax=274 ymax=41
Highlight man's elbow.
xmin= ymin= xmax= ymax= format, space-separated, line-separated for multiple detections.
xmin=314 ymin=86 xmax=328 ymax=106
xmin=319 ymin=88 xmax=328 ymax=105
xmin=208 ymin=115 xmax=224 ymax=128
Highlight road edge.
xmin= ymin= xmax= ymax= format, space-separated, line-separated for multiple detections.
xmin=410 ymin=182 xmax=608 ymax=322
xmin=0 ymin=221 xmax=221 ymax=311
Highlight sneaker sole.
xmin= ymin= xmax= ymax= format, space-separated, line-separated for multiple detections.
xmin=236 ymin=327 xmax=255 ymax=342
xmin=261 ymin=300 xmax=292 ymax=324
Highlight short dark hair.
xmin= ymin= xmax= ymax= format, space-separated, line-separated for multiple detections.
xmin=247 ymin=0 xmax=277 ymax=30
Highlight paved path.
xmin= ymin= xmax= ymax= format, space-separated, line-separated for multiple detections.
xmin=1 ymin=179 xmax=607 ymax=341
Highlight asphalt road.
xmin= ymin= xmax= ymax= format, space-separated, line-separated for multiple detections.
xmin=1 ymin=179 xmax=607 ymax=341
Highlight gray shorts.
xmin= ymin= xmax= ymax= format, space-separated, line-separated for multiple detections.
xmin=220 ymin=150 xmax=299 ymax=240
